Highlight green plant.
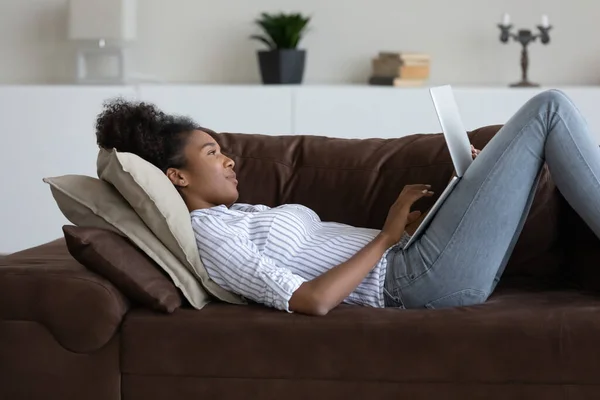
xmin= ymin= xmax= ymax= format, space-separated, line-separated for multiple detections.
xmin=250 ymin=12 xmax=311 ymax=50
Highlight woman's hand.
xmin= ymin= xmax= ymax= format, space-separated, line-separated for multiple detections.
xmin=406 ymin=210 xmax=422 ymax=224
xmin=404 ymin=147 xmax=480 ymax=238
xmin=380 ymin=184 xmax=434 ymax=246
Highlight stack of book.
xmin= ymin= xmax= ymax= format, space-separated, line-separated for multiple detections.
xmin=368 ymin=52 xmax=431 ymax=87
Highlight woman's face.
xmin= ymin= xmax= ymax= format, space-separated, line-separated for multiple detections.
xmin=168 ymin=130 xmax=239 ymax=210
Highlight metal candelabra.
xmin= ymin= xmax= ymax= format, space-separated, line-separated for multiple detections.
xmin=498 ymin=16 xmax=552 ymax=87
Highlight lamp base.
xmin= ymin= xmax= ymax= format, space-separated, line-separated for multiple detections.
xmin=75 ymin=44 xmax=129 ymax=85
xmin=510 ymin=80 xmax=540 ymax=88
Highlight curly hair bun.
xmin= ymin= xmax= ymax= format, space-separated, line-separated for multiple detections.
xmin=95 ymin=98 xmax=199 ymax=171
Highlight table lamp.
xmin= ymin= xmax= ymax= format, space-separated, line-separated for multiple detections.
xmin=68 ymin=0 xmax=137 ymax=84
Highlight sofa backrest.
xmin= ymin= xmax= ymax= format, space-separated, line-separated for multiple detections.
xmin=215 ymin=126 xmax=564 ymax=280
xmin=560 ymin=195 xmax=600 ymax=291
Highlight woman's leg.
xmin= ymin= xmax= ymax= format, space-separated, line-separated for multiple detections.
xmin=384 ymin=89 xmax=600 ymax=309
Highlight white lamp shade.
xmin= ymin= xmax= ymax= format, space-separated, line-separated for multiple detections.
xmin=68 ymin=0 xmax=137 ymax=41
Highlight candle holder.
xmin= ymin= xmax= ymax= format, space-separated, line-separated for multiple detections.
xmin=498 ymin=22 xmax=552 ymax=87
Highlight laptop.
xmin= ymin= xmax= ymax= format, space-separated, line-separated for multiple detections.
xmin=402 ymin=85 xmax=473 ymax=249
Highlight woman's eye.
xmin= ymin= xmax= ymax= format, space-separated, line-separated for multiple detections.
xmin=208 ymin=150 xmax=216 ymax=155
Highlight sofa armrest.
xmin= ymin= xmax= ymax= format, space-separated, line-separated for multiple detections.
xmin=0 ymin=260 xmax=130 ymax=353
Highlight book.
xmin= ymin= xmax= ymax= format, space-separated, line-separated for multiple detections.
xmin=368 ymin=76 xmax=426 ymax=87
xmin=378 ymin=52 xmax=431 ymax=63
xmin=371 ymin=58 xmax=430 ymax=79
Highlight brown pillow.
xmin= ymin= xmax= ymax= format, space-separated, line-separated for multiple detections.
xmin=62 ymin=225 xmax=183 ymax=313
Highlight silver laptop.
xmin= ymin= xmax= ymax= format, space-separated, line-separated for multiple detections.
xmin=403 ymin=85 xmax=473 ymax=249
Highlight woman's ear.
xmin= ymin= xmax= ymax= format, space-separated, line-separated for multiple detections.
xmin=166 ymin=168 xmax=189 ymax=188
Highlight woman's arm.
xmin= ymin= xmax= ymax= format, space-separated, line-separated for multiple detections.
xmin=289 ymin=232 xmax=395 ymax=315
xmin=196 ymin=214 xmax=395 ymax=316
xmin=195 ymin=185 xmax=432 ymax=316
xmin=290 ymin=184 xmax=433 ymax=315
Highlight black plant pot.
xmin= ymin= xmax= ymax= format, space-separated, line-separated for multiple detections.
xmin=258 ymin=49 xmax=306 ymax=84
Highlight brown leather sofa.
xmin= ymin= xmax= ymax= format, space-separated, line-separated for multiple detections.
xmin=2 ymin=125 xmax=600 ymax=400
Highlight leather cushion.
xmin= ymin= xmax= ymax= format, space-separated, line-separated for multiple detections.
xmin=63 ymin=225 xmax=183 ymax=313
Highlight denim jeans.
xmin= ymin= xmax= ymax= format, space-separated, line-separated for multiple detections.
xmin=383 ymin=89 xmax=600 ymax=309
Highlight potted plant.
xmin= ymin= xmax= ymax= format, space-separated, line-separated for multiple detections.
xmin=250 ymin=12 xmax=311 ymax=84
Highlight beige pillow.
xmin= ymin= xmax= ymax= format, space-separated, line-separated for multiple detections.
xmin=96 ymin=148 xmax=246 ymax=305
xmin=43 ymin=175 xmax=211 ymax=309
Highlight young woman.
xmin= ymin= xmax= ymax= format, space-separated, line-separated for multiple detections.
xmin=95 ymin=89 xmax=600 ymax=315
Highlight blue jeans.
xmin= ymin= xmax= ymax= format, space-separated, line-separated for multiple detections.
xmin=383 ymin=89 xmax=600 ymax=309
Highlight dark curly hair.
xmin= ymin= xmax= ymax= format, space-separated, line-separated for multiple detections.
xmin=95 ymin=98 xmax=206 ymax=173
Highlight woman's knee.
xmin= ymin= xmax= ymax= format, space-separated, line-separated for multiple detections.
xmin=529 ymin=89 xmax=573 ymax=111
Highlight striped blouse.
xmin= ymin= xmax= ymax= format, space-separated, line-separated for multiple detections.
xmin=191 ymin=203 xmax=411 ymax=312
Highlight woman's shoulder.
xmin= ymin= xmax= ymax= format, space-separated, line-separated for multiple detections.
xmin=191 ymin=202 xmax=316 ymax=217
xmin=235 ymin=203 xmax=319 ymax=218
xmin=190 ymin=203 xmax=272 ymax=219
xmin=229 ymin=203 xmax=272 ymax=212
xmin=190 ymin=204 xmax=230 ymax=217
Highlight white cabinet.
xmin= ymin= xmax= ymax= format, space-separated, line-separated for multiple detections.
xmin=293 ymin=86 xmax=440 ymax=139
xmin=293 ymin=86 xmax=600 ymax=142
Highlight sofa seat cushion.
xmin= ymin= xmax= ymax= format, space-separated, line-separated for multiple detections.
xmin=122 ymin=282 xmax=600 ymax=385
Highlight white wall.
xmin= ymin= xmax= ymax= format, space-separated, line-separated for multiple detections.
xmin=0 ymin=86 xmax=136 ymax=254
xmin=0 ymin=0 xmax=599 ymax=86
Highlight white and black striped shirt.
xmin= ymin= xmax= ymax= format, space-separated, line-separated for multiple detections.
xmin=191 ymin=203 xmax=411 ymax=312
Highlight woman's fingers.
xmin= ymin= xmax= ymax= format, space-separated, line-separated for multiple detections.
xmin=412 ymin=184 xmax=431 ymax=191
xmin=416 ymin=187 xmax=435 ymax=198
